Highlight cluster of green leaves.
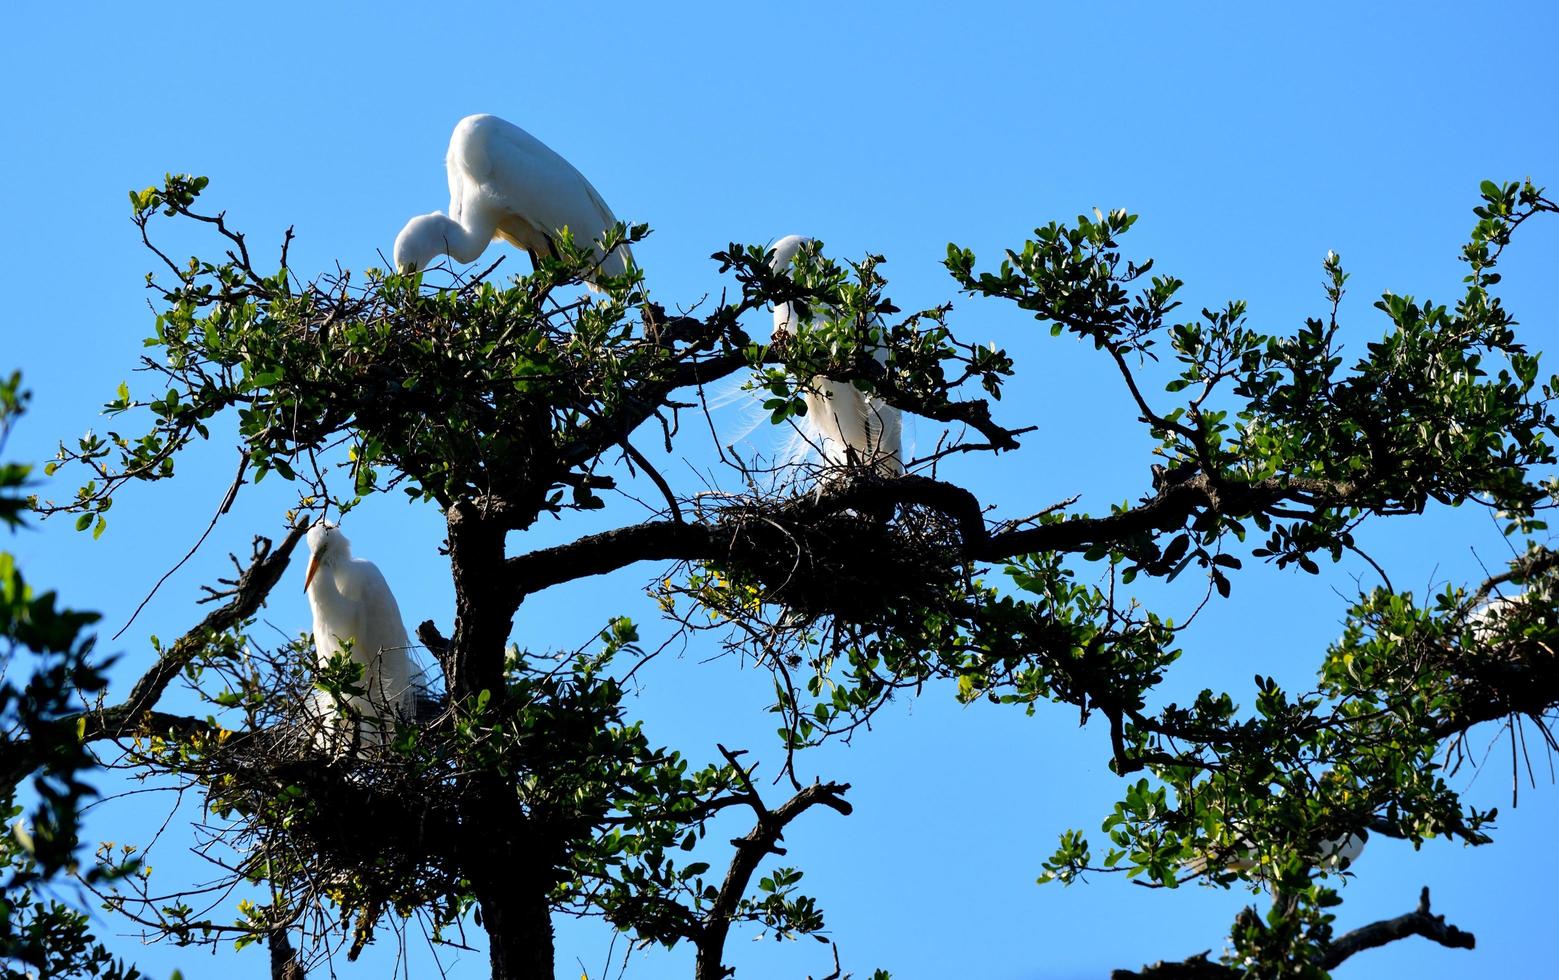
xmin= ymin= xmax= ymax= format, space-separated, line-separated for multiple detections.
xmin=951 ymin=185 xmax=1558 ymax=576
xmin=733 ymin=239 xmax=1013 ymax=429
xmin=951 ymin=186 xmax=1557 ymax=972
xmin=1033 ymin=566 xmax=1530 ymax=976
xmin=46 ymin=175 xmax=664 ymax=526
xmin=0 ymin=371 xmax=141 ymax=978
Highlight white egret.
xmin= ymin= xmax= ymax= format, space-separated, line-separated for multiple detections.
xmin=769 ymin=235 xmax=902 ymax=476
xmin=302 ymin=522 xmax=421 ymax=749
xmin=1184 ymin=828 xmax=1367 ymax=880
xmin=1467 ymin=590 xmax=1538 ymax=642
xmin=393 ymin=114 xmax=633 ymax=291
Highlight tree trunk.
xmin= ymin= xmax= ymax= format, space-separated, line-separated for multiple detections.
xmin=445 ymin=500 xmax=554 ymax=977
xmin=445 ymin=500 xmax=520 ymax=703
xmin=476 ymin=872 xmax=555 ymax=980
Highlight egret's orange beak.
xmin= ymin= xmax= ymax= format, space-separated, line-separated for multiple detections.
xmin=304 ymin=554 xmax=322 ymax=593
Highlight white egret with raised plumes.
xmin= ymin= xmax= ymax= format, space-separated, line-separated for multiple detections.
xmin=768 ymin=235 xmax=902 ymax=476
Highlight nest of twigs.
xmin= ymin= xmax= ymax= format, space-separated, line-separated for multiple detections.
xmin=200 ymin=718 xmax=464 ymax=909
xmin=715 ymin=495 xmax=969 ymax=624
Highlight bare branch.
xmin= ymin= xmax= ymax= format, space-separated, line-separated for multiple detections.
xmin=694 ymin=779 xmax=852 ymax=980
xmin=1320 ymin=887 xmax=1476 ymax=970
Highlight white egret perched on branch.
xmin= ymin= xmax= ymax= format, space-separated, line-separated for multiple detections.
xmin=303 ymin=522 xmax=421 ymax=750
xmin=769 ymin=235 xmax=903 ymax=476
xmin=393 ymin=113 xmax=633 ymax=291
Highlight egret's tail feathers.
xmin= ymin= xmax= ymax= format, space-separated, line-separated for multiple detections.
xmin=806 ymin=381 xmax=903 ymax=477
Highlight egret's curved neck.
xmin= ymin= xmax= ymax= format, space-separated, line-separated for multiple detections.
xmin=434 ymin=211 xmax=496 ymax=264
xmin=770 ymin=239 xmax=809 ymax=337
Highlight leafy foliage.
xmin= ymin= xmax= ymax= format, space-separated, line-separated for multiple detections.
xmin=0 ymin=372 xmax=139 ymax=978
xmin=29 ymin=174 xmax=1559 ymax=978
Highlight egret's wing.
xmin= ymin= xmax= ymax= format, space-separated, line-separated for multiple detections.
xmin=445 ymin=124 xmax=468 ymax=221
xmin=806 ymin=381 xmax=859 ymax=468
xmin=575 ymin=175 xmax=632 ymax=279
xmin=354 ymin=563 xmax=413 ymax=654
xmin=336 ymin=560 xmax=416 ymax=713
xmin=864 ymin=338 xmax=904 ymax=474
xmin=464 ymin=114 xmax=626 ymax=283
xmin=866 ymin=398 xmax=904 ymax=475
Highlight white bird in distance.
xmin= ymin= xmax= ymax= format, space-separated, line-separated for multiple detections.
xmin=303 ymin=522 xmax=422 ymax=750
xmin=1183 ymin=829 xmax=1368 ymax=881
xmin=393 ymin=113 xmax=633 ymax=291
xmin=769 ymin=235 xmax=903 ymax=476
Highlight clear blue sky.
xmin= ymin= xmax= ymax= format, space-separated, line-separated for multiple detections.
xmin=4 ymin=3 xmax=1557 ymax=978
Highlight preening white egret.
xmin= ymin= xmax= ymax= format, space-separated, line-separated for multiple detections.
xmin=393 ymin=114 xmax=633 ymax=291
xmin=769 ymin=235 xmax=902 ymax=476
xmin=303 ymin=522 xmax=420 ymax=748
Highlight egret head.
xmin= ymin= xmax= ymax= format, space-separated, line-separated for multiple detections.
xmin=392 ymin=212 xmax=449 ymax=274
xmin=768 ymin=235 xmax=814 ymax=274
xmin=304 ymin=522 xmax=351 ymax=592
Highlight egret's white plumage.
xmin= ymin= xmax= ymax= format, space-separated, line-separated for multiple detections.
xmin=1467 ymin=591 xmax=1537 ymax=642
xmin=769 ymin=235 xmax=902 ymax=476
xmin=393 ymin=114 xmax=632 ymax=290
xmin=1184 ymin=829 xmax=1367 ymax=880
xmin=303 ymin=523 xmax=419 ymax=748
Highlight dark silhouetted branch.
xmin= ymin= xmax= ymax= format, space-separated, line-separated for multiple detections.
xmin=693 ymin=755 xmax=851 ymax=980
xmin=1319 ymin=887 xmax=1475 ymax=969
xmin=1112 ymin=888 xmax=1475 ymax=979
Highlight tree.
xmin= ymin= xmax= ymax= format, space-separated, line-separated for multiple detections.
xmin=0 ymin=371 xmax=141 ymax=979
xmin=27 ymin=173 xmax=1559 ymax=978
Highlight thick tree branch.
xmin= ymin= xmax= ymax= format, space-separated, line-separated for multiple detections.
xmin=507 ymin=520 xmax=722 ymax=597
xmin=0 ymin=526 xmax=306 ymax=793
xmin=980 ymin=474 xmax=1360 ymax=558
xmin=1112 ymin=888 xmax=1475 ymax=979
xmin=118 ymin=526 xmax=308 ymax=722
xmin=504 ymin=471 xmax=1365 ymax=599
xmin=1319 ymin=887 xmax=1475 ymax=969
xmin=269 ymin=929 xmax=306 ymax=980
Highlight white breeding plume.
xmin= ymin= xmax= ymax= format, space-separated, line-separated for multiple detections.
xmin=769 ymin=235 xmax=902 ymax=476
xmin=393 ymin=114 xmax=632 ymax=290
xmin=303 ymin=522 xmax=420 ymax=749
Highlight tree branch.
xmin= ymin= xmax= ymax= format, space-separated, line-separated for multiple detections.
xmin=116 ymin=526 xmax=308 ymax=723
xmin=1319 ymin=887 xmax=1475 ymax=970
xmin=1111 ymin=888 xmax=1475 ymax=979
xmin=694 ymin=772 xmax=852 ymax=980
xmin=503 ymin=471 xmax=1367 ymax=599
xmin=0 ymin=526 xmax=305 ymax=793
xmin=1110 ymin=952 xmax=1232 ymax=980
